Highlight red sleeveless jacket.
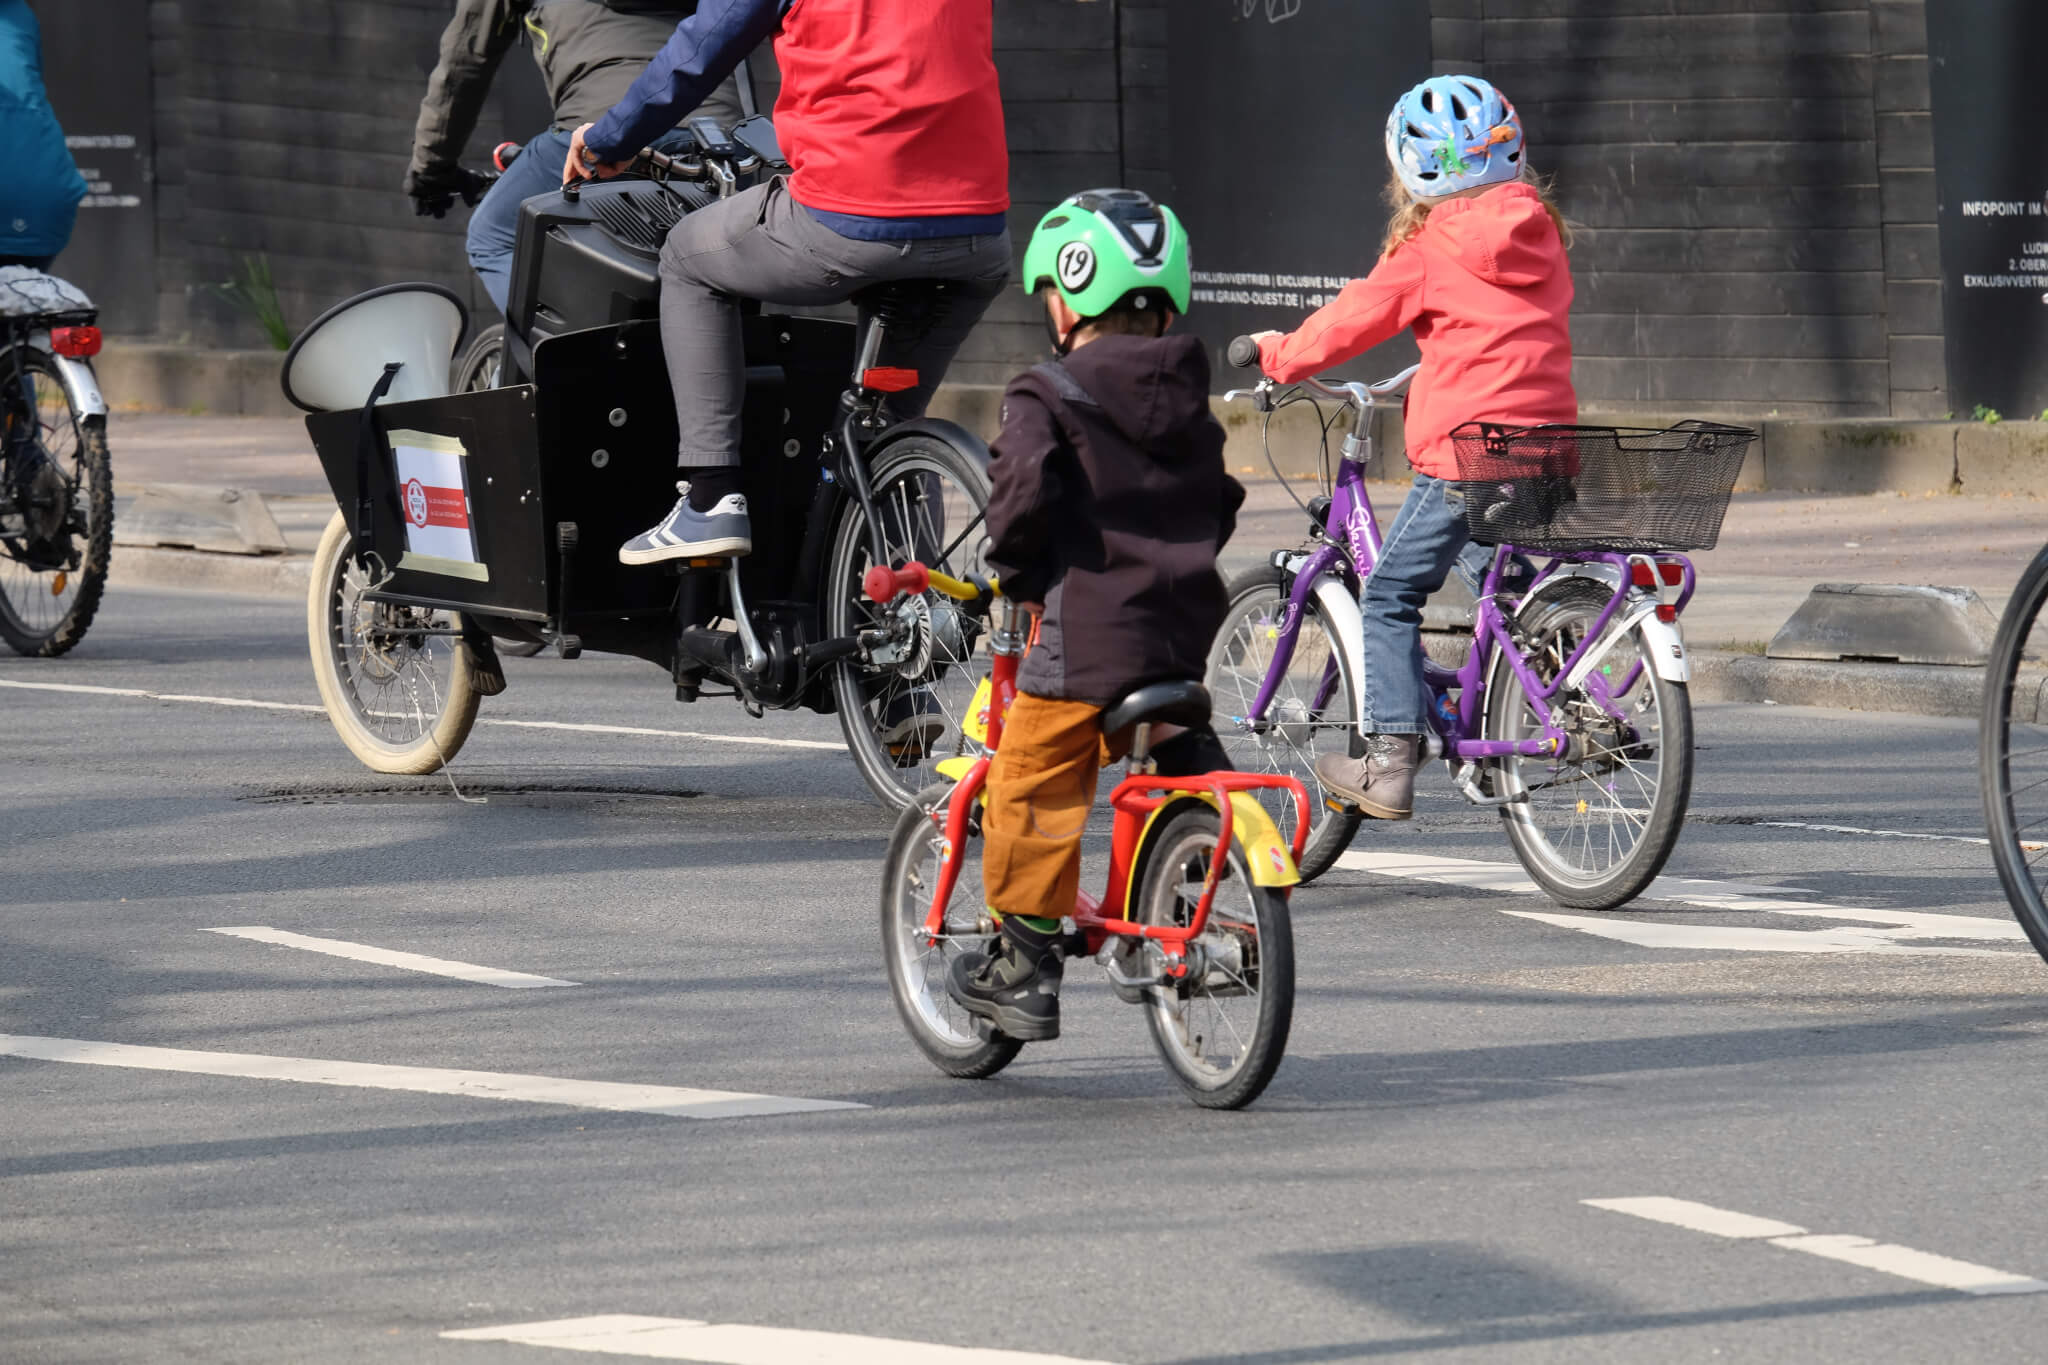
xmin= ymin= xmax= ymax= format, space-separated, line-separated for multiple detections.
xmin=774 ymin=0 xmax=1010 ymax=218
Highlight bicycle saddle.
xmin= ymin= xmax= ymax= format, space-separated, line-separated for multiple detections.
xmin=1101 ymin=680 xmax=1212 ymax=735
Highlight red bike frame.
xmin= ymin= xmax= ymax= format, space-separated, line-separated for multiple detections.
xmin=868 ymin=563 xmax=1313 ymax=981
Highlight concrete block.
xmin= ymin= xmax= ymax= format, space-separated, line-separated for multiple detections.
xmin=97 ymin=343 xmax=292 ymax=418
xmin=1214 ymin=395 xmax=1407 ymax=482
xmin=1766 ymin=582 xmax=1998 ymax=665
xmin=1761 ymin=419 xmax=1954 ymax=493
xmin=1955 ymin=420 xmax=2048 ymax=495
xmin=115 ymin=483 xmax=289 ymax=555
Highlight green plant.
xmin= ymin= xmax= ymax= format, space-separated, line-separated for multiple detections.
xmin=214 ymin=255 xmax=292 ymax=351
xmin=1975 ymin=404 xmax=2004 ymax=424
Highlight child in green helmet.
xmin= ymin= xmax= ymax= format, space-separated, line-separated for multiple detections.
xmin=948 ymin=189 xmax=1246 ymax=1043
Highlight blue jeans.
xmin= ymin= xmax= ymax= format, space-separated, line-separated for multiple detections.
xmin=466 ymin=127 xmax=697 ymax=313
xmin=1359 ymin=474 xmax=1496 ymax=734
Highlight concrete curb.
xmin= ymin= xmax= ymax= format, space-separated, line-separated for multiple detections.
xmin=1688 ymin=650 xmax=2022 ymax=721
xmin=108 ymin=544 xmax=312 ymax=600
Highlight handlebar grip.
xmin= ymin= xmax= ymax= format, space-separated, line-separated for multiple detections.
xmin=1227 ymin=335 xmax=1261 ymax=370
xmin=492 ymin=141 xmax=522 ymax=172
xmin=863 ymin=562 xmax=930 ymax=604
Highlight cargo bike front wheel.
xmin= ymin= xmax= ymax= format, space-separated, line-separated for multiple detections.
xmin=307 ymin=510 xmax=483 ymax=774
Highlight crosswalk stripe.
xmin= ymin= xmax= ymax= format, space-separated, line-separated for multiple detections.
xmin=203 ymin=926 xmax=579 ymax=988
xmin=0 ymin=1036 xmax=863 ymax=1120
xmin=441 ymin=1315 xmax=1126 ymax=1362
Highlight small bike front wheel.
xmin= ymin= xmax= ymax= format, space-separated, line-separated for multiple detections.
xmin=0 ymin=348 xmax=111 ymax=657
xmin=880 ymin=780 xmax=1023 ymax=1079
xmin=306 ymin=510 xmax=483 ymax=774
xmin=826 ymin=433 xmax=995 ymax=810
xmin=1205 ymin=564 xmax=1364 ymax=882
xmin=1981 ymin=544 xmax=2048 ymax=960
xmin=1485 ymin=578 xmax=1692 ymax=910
xmin=1132 ymin=803 xmax=1294 ymax=1110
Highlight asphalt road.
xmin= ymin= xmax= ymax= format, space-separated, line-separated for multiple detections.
xmin=7 ymin=587 xmax=2048 ymax=1363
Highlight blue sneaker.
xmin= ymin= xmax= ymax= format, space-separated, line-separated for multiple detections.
xmin=618 ymin=483 xmax=752 ymax=565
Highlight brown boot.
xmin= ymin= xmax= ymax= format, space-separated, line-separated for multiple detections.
xmin=1314 ymin=734 xmax=1422 ymax=820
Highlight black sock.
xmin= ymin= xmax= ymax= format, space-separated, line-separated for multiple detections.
xmin=684 ymin=468 xmax=742 ymax=512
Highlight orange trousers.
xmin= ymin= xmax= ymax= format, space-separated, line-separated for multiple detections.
xmin=981 ymin=692 xmax=1126 ymax=920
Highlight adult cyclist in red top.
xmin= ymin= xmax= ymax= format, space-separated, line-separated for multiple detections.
xmin=562 ymin=0 xmax=1011 ymax=566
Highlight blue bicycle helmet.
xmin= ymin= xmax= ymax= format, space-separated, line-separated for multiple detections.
xmin=1385 ymin=75 xmax=1524 ymax=200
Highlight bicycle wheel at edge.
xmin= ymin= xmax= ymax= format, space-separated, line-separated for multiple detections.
xmin=826 ymin=434 xmax=995 ymax=810
xmin=1980 ymin=543 xmax=2048 ymax=961
xmin=1485 ymin=577 xmax=1692 ymax=910
xmin=306 ymin=510 xmax=483 ymax=774
xmin=880 ymin=780 xmax=1022 ymax=1078
xmin=0 ymin=348 xmax=111 ymax=657
xmin=1133 ymin=803 xmax=1294 ymax=1109
xmin=1206 ymin=564 xmax=1364 ymax=882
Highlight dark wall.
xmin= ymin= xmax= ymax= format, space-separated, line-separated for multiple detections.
xmin=1431 ymin=0 xmax=1938 ymax=419
xmin=96 ymin=1 xmax=1948 ymax=416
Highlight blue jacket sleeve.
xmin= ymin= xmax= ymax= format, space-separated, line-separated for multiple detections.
xmin=583 ymin=0 xmax=786 ymax=160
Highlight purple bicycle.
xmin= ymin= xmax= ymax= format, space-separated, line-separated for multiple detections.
xmin=1205 ymin=338 xmax=1756 ymax=909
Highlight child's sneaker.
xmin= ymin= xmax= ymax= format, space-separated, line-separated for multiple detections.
xmin=947 ymin=917 xmax=1065 ymax=1040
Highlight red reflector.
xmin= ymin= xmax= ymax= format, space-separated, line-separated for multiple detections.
xmin=1655 ymin=603 xmax=1677 ymax=623
xmin=862 ymin=367 xmax=920 ymax=394
xmin=51 ymin=325 xmax=101 ymax=358
xmin=1658 ymin=561 xmax=1685 ymax=585
xmin=1630 ymin=562 xmax=1656 ymax=588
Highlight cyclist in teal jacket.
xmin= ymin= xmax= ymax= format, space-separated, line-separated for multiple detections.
xmin=0 ymin=0 xmax=86 ymax=269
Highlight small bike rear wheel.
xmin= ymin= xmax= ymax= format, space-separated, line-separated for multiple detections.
xmin=1486 ymin=578 xmax=1692 ymax=910
xmin=1132 ymin=803 xmax=1294 ymax=1110
xmin=1206 ymin=564 xmax=1364 ymax=882
xmin=879 ymin=780 xmax=1023 ymax=1079
xmin=1981 ymin=544 xmax=2048 ymax=960
xmin=0 ymin=349 xmax=111 ymax=657
xmin=306 ymin=510 xmax=483 ymax=775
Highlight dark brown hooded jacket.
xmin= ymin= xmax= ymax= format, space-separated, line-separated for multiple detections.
xmin=987 ymin=333 xmax=1245 ymax=706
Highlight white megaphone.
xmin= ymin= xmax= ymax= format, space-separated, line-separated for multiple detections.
xmin=280 ymin=282 xmax=469 ymax=413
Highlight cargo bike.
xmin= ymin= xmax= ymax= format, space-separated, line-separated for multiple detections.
xmin=283 ymin=118 xmax=1000 ymax=808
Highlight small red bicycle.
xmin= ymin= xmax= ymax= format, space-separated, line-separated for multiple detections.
xmin=869 ymin=562 xmax=1310 ymax=1109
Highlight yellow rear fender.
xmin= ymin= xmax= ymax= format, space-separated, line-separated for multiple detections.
xmin=1123 ymin=790 xmax=1301 ymax=911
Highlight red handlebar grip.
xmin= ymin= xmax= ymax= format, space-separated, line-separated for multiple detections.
xmin=863 ymin=562 xmax=930 ymax=603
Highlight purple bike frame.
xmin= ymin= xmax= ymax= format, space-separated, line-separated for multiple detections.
xmin=1238 ymin=449 xmax=1694 ymax=765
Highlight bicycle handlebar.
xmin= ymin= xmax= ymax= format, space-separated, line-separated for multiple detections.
xmin=863 ymin=562 xmax=994 ymax=605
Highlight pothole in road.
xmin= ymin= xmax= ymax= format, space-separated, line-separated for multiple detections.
xmin=242 ymin=783 xmax=706 ymax=807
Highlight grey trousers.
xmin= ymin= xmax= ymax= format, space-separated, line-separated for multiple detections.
xmin=656 ymin=177 xmax=1013 ymax=467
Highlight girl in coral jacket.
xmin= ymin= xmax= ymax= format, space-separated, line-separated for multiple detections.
xmin=1254 ymin=74 xmax=1577 ymax=822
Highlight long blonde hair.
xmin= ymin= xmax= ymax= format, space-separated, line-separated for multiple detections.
xmin=1379 ymin=167 xmax=1574 ymax=259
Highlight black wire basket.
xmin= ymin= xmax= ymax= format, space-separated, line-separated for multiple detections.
xmin=1451 ymin=420 xmax=1758 ymax=552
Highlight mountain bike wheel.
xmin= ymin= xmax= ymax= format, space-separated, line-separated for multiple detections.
xmin=1133 ymin=803 xmax=1294 ymax=1110
xmin=452 ymin=324 xmax=505 ymax=393
xmin=1981 ymin=544 xmax=2048 ymax=960
xmin=0 ymin=348 xmax=111 ymax=657
xmin=1206 ymin=564 xmax=1364 ymax=882
xmin=826 ymin=434 xmax=994 ymax=810
xmin=1485 ymin=578 xmax=1691 ymax=910
xmin=880 ymin=780 xmax=1023 ymax=1079
xmin=306 ymin=510 xmax=482 ymax=774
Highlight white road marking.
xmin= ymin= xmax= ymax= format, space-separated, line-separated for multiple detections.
xmin=1587 ymin=1197 xmax=2048 ymax=1297
xmin=442 ymin=1315 xmax=1124 ymax=1363
xmin=1752 ymin=819 xmax=2005 ymax=849
xmin=203 ymin=926 xmax=578 ymax=988
xmin=0 ymin=1036 xmax=863 ymax=1120
xmin=1582 ymin=1196 xmax=1807 ymax=1239
xmin=1337 ymin=850 xmax=2025 ymax=954
xmin=0 ymin=677 xmax=845 ymax=751
xmin=1767 ymin=1235 xmax=2048 ymax=1296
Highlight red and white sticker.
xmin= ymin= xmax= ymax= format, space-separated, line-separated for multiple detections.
xmin=391 ymin=440 xmax=478 ymax=567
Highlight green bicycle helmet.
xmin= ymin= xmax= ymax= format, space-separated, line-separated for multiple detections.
xmin=1022 ymin=188 xmax=1192 ymax=325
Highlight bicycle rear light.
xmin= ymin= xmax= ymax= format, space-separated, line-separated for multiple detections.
xmin=50 ymin=326 xmax=102 ymax=358
xmin=1629 ymin=560 xmax=1685 ymax=588
xmin=861 ymin=367 xmax=919 ymax=393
